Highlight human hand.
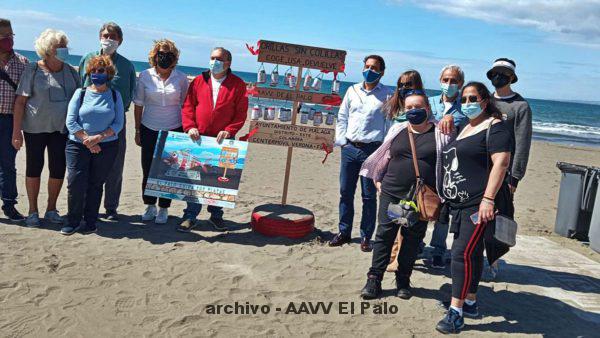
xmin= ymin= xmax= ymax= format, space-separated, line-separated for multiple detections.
xmin=216 ymin=130 xmax=230 ymax=144
xmin=375 ymin=181 xmax=382 ymax=193
xmin=188 ymin=128 xmax=200 ymax=141
xmin=84 ymin=135 xmax=102 ymax=148
xmin=135 ymin=132 xmax=141 ymax=147
xmin=90 ymin=144 xmax=102 ymax=154
xmin=478 ymin=199 xmax=495 ymax=224
xmin=12 ymin=131 xmax=23 ymax=150
xmin=509 ymin=184 xmax=517 ymax=194
xmin=439 ymin=115 xmax=455 ymax=135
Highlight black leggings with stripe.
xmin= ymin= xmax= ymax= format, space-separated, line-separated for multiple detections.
xmin=450 ymin=206 xmax=487 ymax=299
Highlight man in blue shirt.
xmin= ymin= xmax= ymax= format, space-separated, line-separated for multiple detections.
xmin=330 ymin=55 xmax=394 ymax=252
xmin=425 ymin=64 xmax=466 ymax=269
xmin=78 ymin=22 xmax=136 ymax=221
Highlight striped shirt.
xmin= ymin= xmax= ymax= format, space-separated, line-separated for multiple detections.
xmin=0 ymin=52 xmax=29 ymax=114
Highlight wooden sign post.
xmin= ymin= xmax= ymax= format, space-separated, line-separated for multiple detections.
xmin=248 ymin=40 xmax=346 ymax=206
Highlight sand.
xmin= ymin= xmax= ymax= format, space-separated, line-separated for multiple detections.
xmin=1 ymin=112 xmax=599 ymax=337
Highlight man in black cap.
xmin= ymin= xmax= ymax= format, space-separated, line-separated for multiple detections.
xmin=486 ymin=58 xmax=532 ymax=278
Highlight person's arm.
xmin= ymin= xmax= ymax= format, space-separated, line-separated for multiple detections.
xmin=108 ymin=91 xmax=125 ymax=135
xmin=181 ymin=77 xmax=200 ymax=140
xmin=66 ymin=89 xmax=85 ymax=139
xmin=222 ymin=80 xmax=248 ymax=138
xmin=78 ymin=54 xmax=88 ymax=87
xmin=11 ymin=96 xmax=27 ymax=150
xmin=133 ymin=72 xmax=146 ymax=146
xmin=510 ymin=104 xmax=533 ymax=187
xmin=129 ymin=64 xmax=137 ymax=107
xmin=335 ymin=90 xmax=351 ymax=147
xmin=479 ymin=151 xmax=511 ymax=224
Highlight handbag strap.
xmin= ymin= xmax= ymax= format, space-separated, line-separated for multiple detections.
xmin=407 ymin=126 xmax=421 ymax=179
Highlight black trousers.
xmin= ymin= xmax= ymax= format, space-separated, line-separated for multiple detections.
xmin=140 ymin=124 xmax=183 ymax=208
xmin=23 ymin=131 xmax=67 ymax=179
xmin=66 ymin=140 xmax=118 ymax=228
xmin=449 ymin=205 xmax=486 ymax=299
xmin=368 ymin=192 xmax=428 ymax=280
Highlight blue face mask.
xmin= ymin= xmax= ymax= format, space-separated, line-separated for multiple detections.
xmin=461 ymin=103 xmax=483 ymax=120
xmin=90 ymin=73 xmax=109 ymax=86
xmin=405 ymin=108 xmax=428 ymax=125
xmin=209 ymin=59 xmax=224 ymax=74
xmin=55 ymin=47 xmax=69 ymax=62
xmin=362 ymin=69 xmax=381 ymax=84
xmin=441 ymin=83 xmax=459 ymax=98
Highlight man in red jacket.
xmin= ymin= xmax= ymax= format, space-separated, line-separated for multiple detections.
xmin=177 ymin=47 xmax=248 ymax=233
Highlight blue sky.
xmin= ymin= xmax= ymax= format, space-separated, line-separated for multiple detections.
xmin=3 ymin=0 xmax=600 ymax=101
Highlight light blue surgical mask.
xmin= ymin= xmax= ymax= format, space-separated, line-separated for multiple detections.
xmin=209 ymin=59 xmax=224 ymax=74
xmin=441 ymin=83 xmax=459 ymax=98
xmin=461 ymin=103 xmax=483 ymax=120
xmin=55 ymin=47 xmax=69 ymax=62
xmin=362 ymin=69 xmax=381 ymax=84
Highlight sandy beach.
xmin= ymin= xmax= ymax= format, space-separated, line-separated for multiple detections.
xmin=1 ymin=110 xmax=599 ymax=337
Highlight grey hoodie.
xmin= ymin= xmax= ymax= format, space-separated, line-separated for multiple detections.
xmin=494 ymin=93 xmax=533 ymax=185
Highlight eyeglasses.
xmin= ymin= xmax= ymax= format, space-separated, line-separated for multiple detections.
xmin=461 ymin=95 xmax=480 ymax=104
xmin=398 ymin=81 xmax=414 ymax=89
xmin=91 ymin=67 xmax=106 ymax=74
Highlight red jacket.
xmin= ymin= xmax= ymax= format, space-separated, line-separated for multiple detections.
xmin=182 ymin=70 xmax=248 ymax=137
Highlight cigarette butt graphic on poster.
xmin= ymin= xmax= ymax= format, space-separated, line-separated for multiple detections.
xmin=145 ymin=131 xmax=248 ymax=208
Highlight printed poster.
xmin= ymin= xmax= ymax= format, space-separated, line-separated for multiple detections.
xmin=145 ymin=131 xmax=248 ymax=208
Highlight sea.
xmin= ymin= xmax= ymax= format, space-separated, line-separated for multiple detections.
xmin=16 ymin=50 xmax=600 ymax=148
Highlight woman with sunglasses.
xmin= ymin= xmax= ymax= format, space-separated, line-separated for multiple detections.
xmin=133 ymin=39 xmax=189 ymax=224
xmin=435 ymin=82 xmax=511 ymax=334
xmin=385 ymin=70 xmax=425 ymax=123
xmin=60 ymin=55 xmax=124 ymax=235
xmin=359 ymin=91 xmax=455 ymax=300
xmin=12 ymin=29 xmax=80 ymax=227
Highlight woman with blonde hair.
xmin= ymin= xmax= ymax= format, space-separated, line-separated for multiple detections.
xmin=133 ymin=39 xmax=189 ymax=224
xmin=13 ymin=28 xmax=80 ymax=227
xmin=60 ymin=55 xmax=124 ymax=235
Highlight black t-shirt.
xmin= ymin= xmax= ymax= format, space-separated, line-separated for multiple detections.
xmin=382 ymin=126 xmax=437 ymax=199
xmin=441 ymin=121 xmax=512 ymax=207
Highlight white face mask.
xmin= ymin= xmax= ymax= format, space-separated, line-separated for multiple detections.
xmin=100 ymin=38 xmax=119 ymax=55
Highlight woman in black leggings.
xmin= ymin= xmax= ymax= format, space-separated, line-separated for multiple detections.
xmin=435 ymin=82 xmax=511 ymax=334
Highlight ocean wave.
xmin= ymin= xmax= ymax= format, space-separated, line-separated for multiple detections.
xmin=532 ymin=121 xmax=600 ymax=140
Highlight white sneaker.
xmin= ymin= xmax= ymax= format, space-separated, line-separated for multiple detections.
xmin=155 ymin=208 xmax=168 ymax=224
xmin=25 ymin=212 xmax=41 ymax=228
xmin=142 ymin=205 xmax=157 ymax=221
xmin=44 ymin=210 xmax=64 ymax=224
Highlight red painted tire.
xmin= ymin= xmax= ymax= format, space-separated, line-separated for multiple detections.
xmin=251 ymin=205 xmax=315 ymax=239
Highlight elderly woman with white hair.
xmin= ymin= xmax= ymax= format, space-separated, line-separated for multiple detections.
xmin=12 ymin=28 xmax=81 ymax=227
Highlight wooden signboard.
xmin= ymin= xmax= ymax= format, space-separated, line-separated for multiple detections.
xmin=258 ymin=40 xmax=346 ymax=73
xmin=251 ymin=39 xmax=346 ymax=205
xmin=254 ymin=87 xmax=341 ymax=106
xmin=248 ymin=121 xmax=334 ymax=151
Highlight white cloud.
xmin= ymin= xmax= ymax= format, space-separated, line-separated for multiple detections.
xmin=397 ymin=0 xmax=600 ymax=48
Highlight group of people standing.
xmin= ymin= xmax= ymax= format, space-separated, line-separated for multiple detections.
xmin=331 ymin=55 xmax=531 ymax=333
xmin=1 ymin=17 xmax=532 ymax=334
xmin=0 ymin=19 xmax=247 ymax=235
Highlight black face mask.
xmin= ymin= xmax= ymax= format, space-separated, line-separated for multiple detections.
xmin=157 ymin=51 xmax=176 ymax=69
xmin=491 ymin=73 xmax=511 ymax=89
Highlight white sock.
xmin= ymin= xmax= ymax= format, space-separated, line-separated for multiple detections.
xmin=450 ymin=305 xmax=463 ymax=317
xmin=465 ymin=299 xmax=476 ymax=306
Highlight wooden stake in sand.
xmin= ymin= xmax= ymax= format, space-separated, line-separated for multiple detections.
xmin=247 ymin=40 xmax=346 ymax=206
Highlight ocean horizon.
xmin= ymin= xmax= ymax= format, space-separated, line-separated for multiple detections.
xmin=15 ymin=49 xmax=600 ymax=148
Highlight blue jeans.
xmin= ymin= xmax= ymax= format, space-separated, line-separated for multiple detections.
xmin=183 ymin=202 xmax=224 ymax=221
xmin=430 ymin=221 xmax=449 ymax=257
xmin=66 ymin=140 xmax=118 ymax=228
xmin=338 ymin=142 xmax=380 ymax=239
xmin=0 ymin=115 xmax=18 ymax=208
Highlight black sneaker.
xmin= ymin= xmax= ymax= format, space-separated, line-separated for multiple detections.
xmin=360 ymin=276 xmax=382 ymax=299
xmin=438 ymin=300 xmax=479 ymax=318
xmin=60 ymin=225 xmax=77 ymax=236
xmin=209 ymin=217 xmax=227 ymax=231
xmin=436 ymin=308 xmax=464 ymax=334
xmin=78 ymin=224 xmax=97 ymax=235
xmin=2 ymin=205 xmax=25 ymax=221
xmin=431 ymin=255 xmax=446 ymax=269
xmin=395 ymin=273 xmax=412 ymax=299
xmin=104 ymin=209 xmax=119 ymax=221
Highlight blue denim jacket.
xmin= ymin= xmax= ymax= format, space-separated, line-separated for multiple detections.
xmin=428 ymin=94 xmax=466 ymax=129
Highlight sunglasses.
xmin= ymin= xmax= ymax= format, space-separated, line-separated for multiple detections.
xmin=489 ymin=72 xmax=511 ymax=78
xmin=461 ymin=95 xmax=480 ymax=104
xmin=91 ymin=67 xmax=106 ymax=74
xmin=398 ymin=81 xmax=414 ymax=89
